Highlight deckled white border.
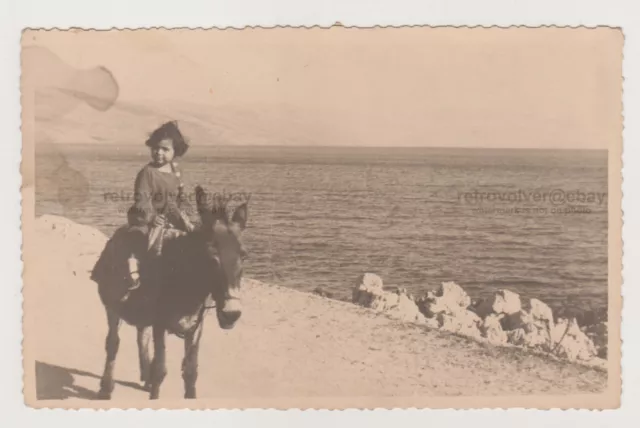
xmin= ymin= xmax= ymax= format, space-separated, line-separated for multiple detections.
xmin=2 ymin=0 xmax=639 ymax=426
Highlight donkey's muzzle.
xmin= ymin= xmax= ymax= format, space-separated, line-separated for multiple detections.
xmin=216 ymin=298 xmax=242 ymax=329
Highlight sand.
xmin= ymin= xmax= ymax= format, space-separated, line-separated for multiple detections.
xmin=25 ymin=215 xmax=608 ymax=408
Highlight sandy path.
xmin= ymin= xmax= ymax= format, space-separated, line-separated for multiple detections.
xmin=26 ymin=216 xmax=608 ymax=408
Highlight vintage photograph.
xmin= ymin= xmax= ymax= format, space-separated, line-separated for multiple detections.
xmin=20 ymin=27 xmax=622 ymax=409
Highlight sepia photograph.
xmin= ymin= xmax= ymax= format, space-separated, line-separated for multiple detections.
xmin=20 ymin=26 xmax=622 ymax=409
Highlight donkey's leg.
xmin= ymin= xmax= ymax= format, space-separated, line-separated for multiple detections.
xmin=98 ymin=308 xmax=121 ymax=399
xmin=149 ymin=324 xmax=167 ymax=400
xmin=182 ymin=319 xmax=204 ymax=399
xmin=137 ymin=326 xmax=152 ymax=390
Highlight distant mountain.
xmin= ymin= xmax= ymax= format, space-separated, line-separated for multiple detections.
xmin=34 ymin=90 xmax=340 ymax=148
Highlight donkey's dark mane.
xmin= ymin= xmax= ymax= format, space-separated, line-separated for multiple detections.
xmin=160 ymin=229 xmax=208 ymax=268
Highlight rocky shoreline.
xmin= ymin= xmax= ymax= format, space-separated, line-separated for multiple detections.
xmin=32 ymin=214 xmax=608 ymax=373
xmin=27 ymin=214 xmax=613 ymax=405
xmin=343 ymin=273 xmax=607 ymax=369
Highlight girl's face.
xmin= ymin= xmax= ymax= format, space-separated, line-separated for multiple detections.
xmin=151 ymin=139 xmax=175 ymax=166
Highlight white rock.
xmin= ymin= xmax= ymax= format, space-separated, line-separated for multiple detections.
xmin=423 ymin=316 xmax=440 ymax=329
xmin=352 ymin=273 xmax=391 ymax=310
xmin=506 ymin=328 xmax=526 ymax=346
xmin=480 ymin=314 xmax=508 ymax=345
xmin=417 ymin=282 xmax=470 ymax=318
xmin=529 ymin=298 xmax=554 ymax=327
xmin=550 ymin=318 xmax=598 ymax=362
xmin=500 ymin=309 xmax=553 ymax=350
xmin=418 ymin=293 xmax=462 ymax=318
xmin=438 ymin=281 xmax=471 ymax=307
xmin=354 ymin=289 xmax=398 ymax=312
xmin=552 ymin=318 xmax=582 ymax=340
xmin=437 ymin=310 xmax=482 ymax=340
xmin=353 ymin=277 xmax=427 ymax=325
xmin=474 ymin=289 xmax=522 ymax=318
xmin=386 ymin=293 xmax=425 ymax=324
xmin=506 ymin=326 xmax=550 ymax=349
xmin=360 ymin=273 xmax=384 ymax=290
xmin=501 ymin=310 xmax=535 ymax=332
xmin=372 ymin=292 xmax=399 ymax=311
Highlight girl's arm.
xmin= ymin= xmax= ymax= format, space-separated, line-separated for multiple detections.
xmin=172 ymin=163 xmax=196 ymax=231
xmin=127 ymin=167 xmax=155 ymax=227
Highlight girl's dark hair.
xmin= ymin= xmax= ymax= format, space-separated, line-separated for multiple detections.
xmin=145 ymin=121 xmax=189 ymax=157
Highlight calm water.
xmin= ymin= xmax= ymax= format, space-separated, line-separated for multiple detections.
xmin=36 ymin=144 xmax=608 ymax=319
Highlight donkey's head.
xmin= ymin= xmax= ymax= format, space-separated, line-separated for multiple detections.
xmin=195 ymin=186 xmax=249 ymax=329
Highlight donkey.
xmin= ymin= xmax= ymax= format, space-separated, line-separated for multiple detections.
xmin=92 ymin=186 xmax=249 ymax=400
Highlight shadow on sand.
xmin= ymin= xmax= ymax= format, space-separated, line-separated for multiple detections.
xmin=35 ymin=361 xmax=147 ymax=400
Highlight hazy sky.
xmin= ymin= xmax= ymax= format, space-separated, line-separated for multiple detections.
xmin=23 ymin=27 xmax=622 ymax=149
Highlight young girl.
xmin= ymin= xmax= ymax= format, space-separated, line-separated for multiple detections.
xmin=125 ymin=121 xmax=194 ymax=289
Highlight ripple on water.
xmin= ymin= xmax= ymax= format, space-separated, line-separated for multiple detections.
xmin=36 ymin=145 xmax=608 ymax=319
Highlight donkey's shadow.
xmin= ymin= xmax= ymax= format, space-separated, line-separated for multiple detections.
xmin=35 ymin=361 xmax=146 ymax=400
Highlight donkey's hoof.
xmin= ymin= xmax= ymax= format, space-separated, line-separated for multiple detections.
xmin=184 ymin=387 xmax=196 ymax=399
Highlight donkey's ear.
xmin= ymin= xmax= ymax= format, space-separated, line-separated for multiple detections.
xmin=195 ymin=186 xmax=212 ymax=216
xmin=231 ymin=203 xmax=249 ymax=231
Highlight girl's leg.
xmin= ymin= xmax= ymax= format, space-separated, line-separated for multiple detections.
xmin=127 ymin=255 xmax=141 ymax=289
xmin=126 ymin=226 xmax=148 ymax=289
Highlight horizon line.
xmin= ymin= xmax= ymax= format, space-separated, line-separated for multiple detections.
xmin=36 ymin=141 xmax=608 ymax=151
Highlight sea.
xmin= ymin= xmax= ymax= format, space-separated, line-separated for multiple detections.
xmin=35 ymin=144 xmax=609 ymax=322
